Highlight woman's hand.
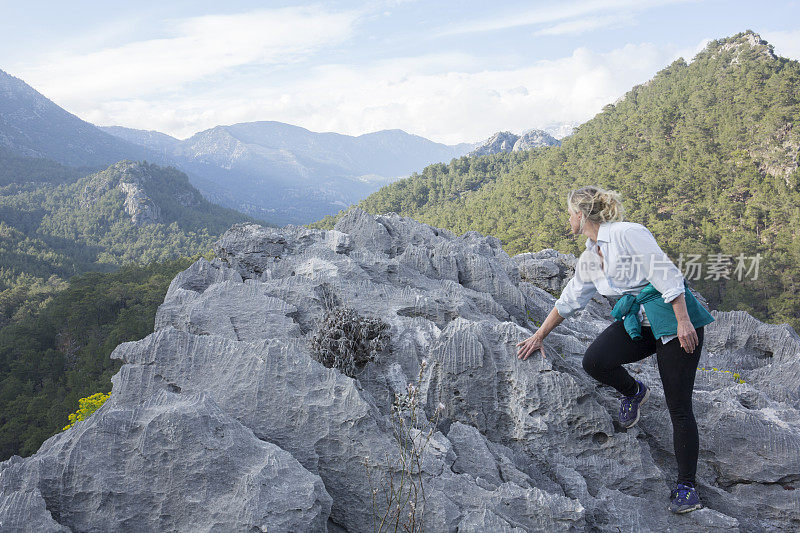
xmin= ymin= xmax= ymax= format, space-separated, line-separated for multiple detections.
xmin=671 ymin=294 xmax=697 ymax=353
xmin=516 ymin=333 xmax=546 ymax=360
xmin=676 ymin=318 xmax=698 ymax=353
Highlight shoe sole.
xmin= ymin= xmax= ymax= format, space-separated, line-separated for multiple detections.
xmin=670 ymin=503 xmax=703 ymax=514
xmin=621 ymin=387 xmax=650 ymax=428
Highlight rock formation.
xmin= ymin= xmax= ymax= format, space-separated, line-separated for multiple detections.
xmin=2 ymin=207 xmax=798 ymax=532
xmin=470 ymin=130 xmax=560 ymax=157
xmin=469 ymin=131 xmax=520 ymax=156
xmin=512 ymin=130 xmax=561 ymax=152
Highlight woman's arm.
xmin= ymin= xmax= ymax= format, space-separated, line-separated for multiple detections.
xmin=671 ymin=293 xmax=690 ymax=322
xmin=518 ymin=254 xmax=598 ymax=360
xmin=622 ymin=225 xmax=698 ymax=353
xmin=517 ymin=306 xmax=564 ymax=360
xmin=518 ymin=269 xmax=594 ymax=360
xmin=553 ymin=255 xmax=599 ymax=319
xmin=670 ymin=293 xmax=699 ymax=353
xmin=539 ymin=305 xmax=565 ymax=338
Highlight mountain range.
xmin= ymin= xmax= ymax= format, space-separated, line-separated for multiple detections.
xmin=101 ymin=122 xmax=566 ymax=224
xmin=100 ymin=122 xmax=476 ymax=225
xmin=0 ymin=67 xmax=569 ymax=226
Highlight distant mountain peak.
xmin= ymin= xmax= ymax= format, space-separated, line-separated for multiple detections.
xmin=80 ymin=160 xmax=203 ymax=226
xmin=0 ymin=68 xmax=34 ymax=97
xmin=0 ymin=69 xmax=152 ymax=167
xmin=469 ymin=132 xmax=519 ymax=156
xmin=360 ymin=128 xmax=410 ymax=136
xmin=611 ymin=31 xmax=783 ymax=110
xmin=102 ymin=122 xmax=474 ymax=224
xmin=469 ymin=129 xmax=560 ymax=157
xmin=513 ymin=130 xmax=560 ymax=151
xmin=99 ymin=126 xmax=180 ymax=151
xmin=702 ymin=30 xmax=778 ymax=62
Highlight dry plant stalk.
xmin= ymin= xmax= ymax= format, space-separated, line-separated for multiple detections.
xmin=363 ymin=359 xmax=445 ymax=533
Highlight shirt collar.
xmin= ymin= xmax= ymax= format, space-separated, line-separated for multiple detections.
xmin=584 ymin=221 xmax=612 ymax=249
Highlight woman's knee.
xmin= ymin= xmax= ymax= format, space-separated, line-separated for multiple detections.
xmin=667 ymin=407 xmax=698 ymax=436
xmin=666 ymin=401 xmax=695 ymax=419
xmin=663 ymin=389 xmax=695 ymax=420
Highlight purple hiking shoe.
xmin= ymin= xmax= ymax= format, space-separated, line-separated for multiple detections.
xmin=619 ymin=379 xmax=650 ymax=428
xmin=669 ymin=482 xmax=703 ymax=513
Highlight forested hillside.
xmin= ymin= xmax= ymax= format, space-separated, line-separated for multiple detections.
xmin=0 ymin=157 xmax=259 ymax=459
xmin=0 ymin=255 xmax=202 ymax=460
xmin=309 ymin=31 xmax=800 ymax=331
xmin=0 ymin=153 xmax=263 ymax=459
xmin=0 ymin=147 xmax=89 ymax=187
xmin=0 ymin=159 xmax=256 ymax=327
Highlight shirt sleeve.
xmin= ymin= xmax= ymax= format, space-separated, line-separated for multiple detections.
xmin=554 ymin=267 xmax=598 ymax=319
xmin=622 ymin=225 xmax=685 ymax=303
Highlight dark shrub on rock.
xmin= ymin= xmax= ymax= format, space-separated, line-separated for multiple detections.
xmin=310 ymin=306 xmax=390 ymax=377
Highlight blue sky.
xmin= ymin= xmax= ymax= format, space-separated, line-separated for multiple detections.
xmin=2 ymin=0 xmax=798 ymax=143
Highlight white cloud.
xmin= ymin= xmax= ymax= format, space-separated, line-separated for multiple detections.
xmin=12 ymin=6 xmax=359 ymax=102
xmin=533 ymin=13 xmax=636 ymax=36
xmin=437 ymin=0 xmax=700 ymax=36
xmin=763 ymin=29 xmax=800 ymax=60
xmin=81 ymin=41 xmax=701 ymax=144
xmin=8 ymin=2 xmax=734 ymax=146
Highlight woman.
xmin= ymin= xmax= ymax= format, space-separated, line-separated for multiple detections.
xmin=515 ymin=186 xmax=714 ymax=514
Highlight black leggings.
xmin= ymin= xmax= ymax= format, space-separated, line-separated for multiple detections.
xmin=582 ymin=320 xmax=705 ymax=485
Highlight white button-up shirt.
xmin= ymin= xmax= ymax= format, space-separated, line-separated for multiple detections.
xmin=554 ymin=221 xmax=685 ymax=343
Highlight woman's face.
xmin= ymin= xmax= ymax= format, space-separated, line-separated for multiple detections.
xmin=568 ymin=208 xmax=583 ymax=235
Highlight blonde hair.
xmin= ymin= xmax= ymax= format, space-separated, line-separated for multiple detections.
xmin=567 ymin=186 xmax=625 ymax=233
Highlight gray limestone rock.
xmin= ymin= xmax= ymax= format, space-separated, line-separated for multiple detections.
xmin=470 ymin=131 xmax=520 ymax=156
xmin=448 ymin=422 xmax=503 ymax=486
xmin=0 ymin=387 xmax=331 ymax=532
xmin=513 ymin=248 xmax=576 ymax=292
xmin=512 ymin=130 xmax=561 ymax=151
xmin=2 ymin=206 xmax=797 ymax=531
xmin=119 ymin=179 xmax=162 ymax=225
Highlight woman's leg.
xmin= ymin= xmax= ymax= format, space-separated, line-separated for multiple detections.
xmin=656 ymin=326 xmax=705 ymax=485
xmin=582 ymin=320 xmax=658 ymax=397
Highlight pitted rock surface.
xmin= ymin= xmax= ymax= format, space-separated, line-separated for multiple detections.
xmin=2 ymin=207 xmax=798 ymax=532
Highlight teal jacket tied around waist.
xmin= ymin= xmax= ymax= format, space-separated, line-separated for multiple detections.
xmin=610 ymin=280 xmax=715 ymax=340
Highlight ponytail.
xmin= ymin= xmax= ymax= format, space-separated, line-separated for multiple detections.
xmin=567 ymin=186 xmax=625 ymax=225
